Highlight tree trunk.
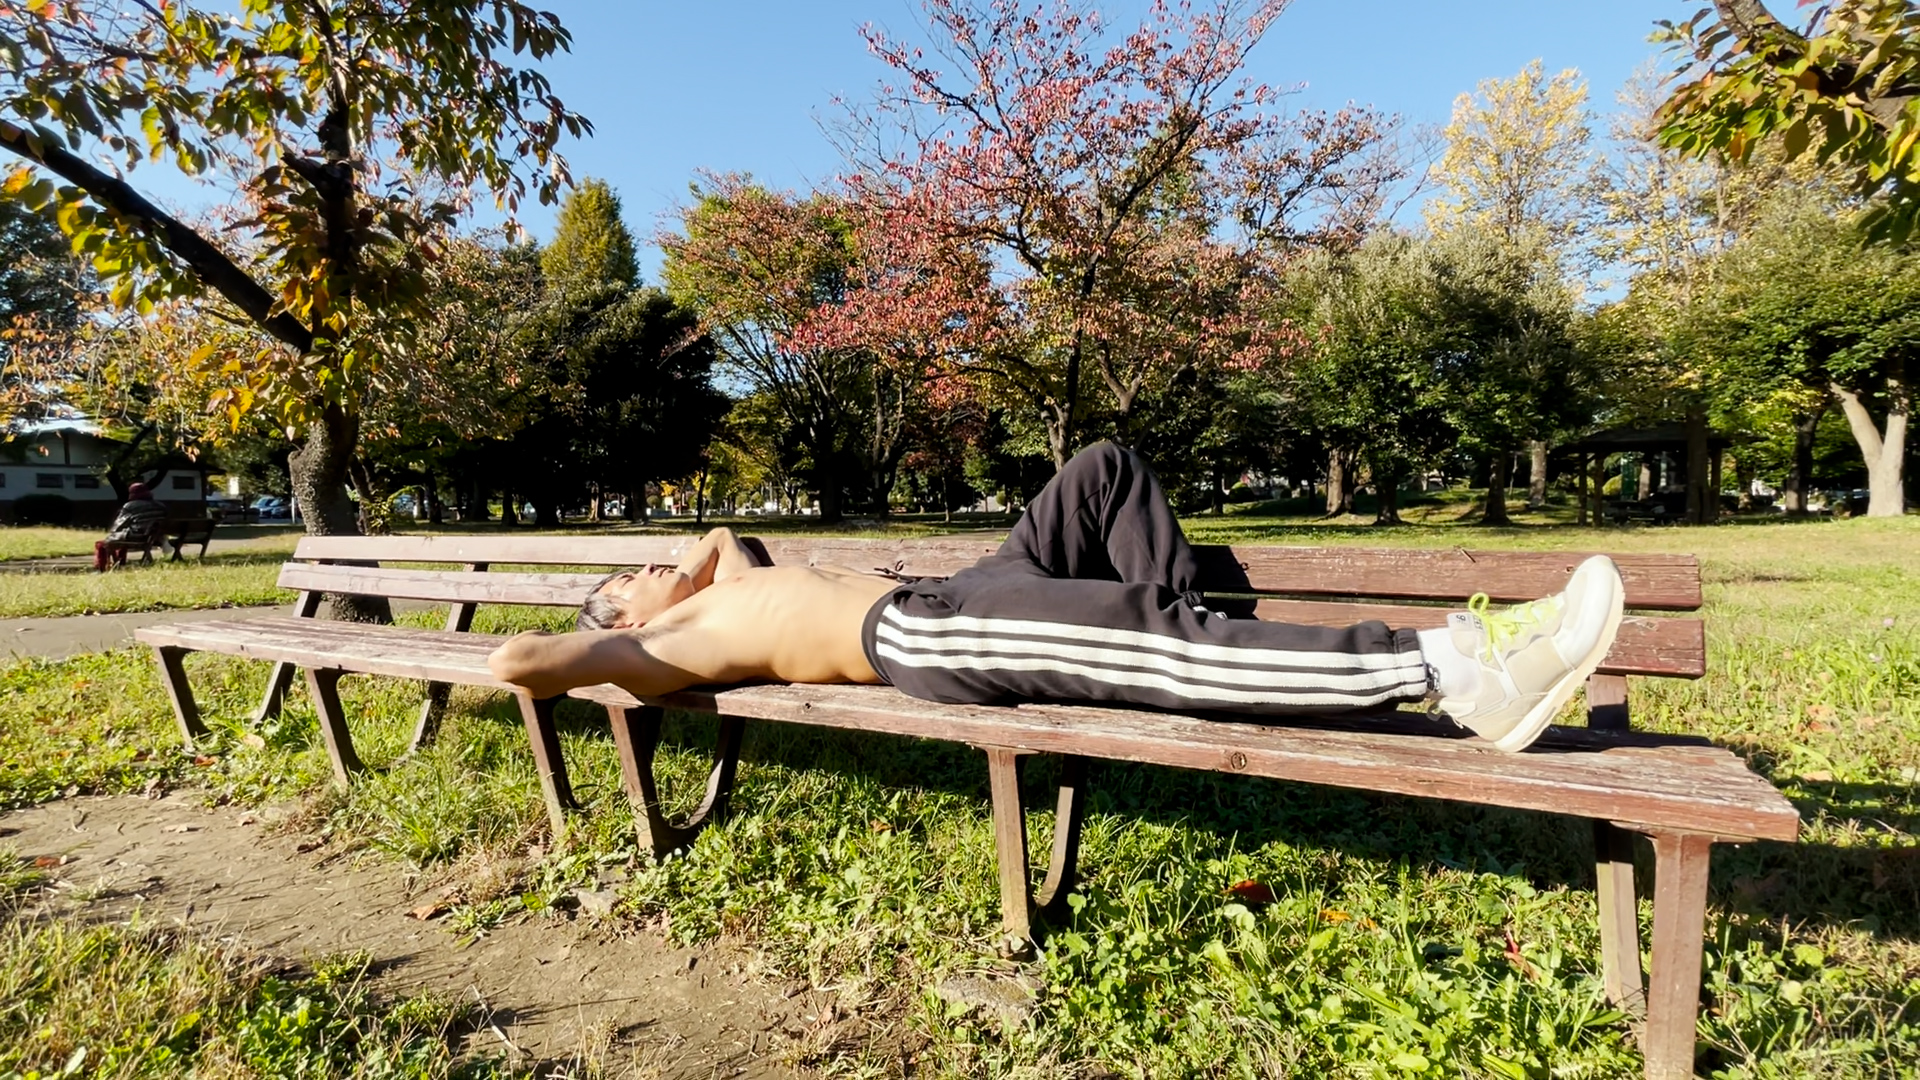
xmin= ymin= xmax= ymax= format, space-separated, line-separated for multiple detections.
xmin=1527 ymin=439 xmax=1549 ymax=508
xmin=1324 ymin=448 xmax=1348 ymax=517
xmin=534 ymin=498 xmax=560 ymax=528
xmin=1210 ymin=463 xmax=1225 ymax=516
xmin=694 ymin=462 xmax=708 ymax=525
xmin=1373 ymin=461 xmax=1402 ymax=526
xmin=1832 ymin=364 xmax=1909 ymax=517
xmin=288 ymin=403 xmax=390 ymax=623
xmin=626 ymin=487 xmax=644 ymax=523
xmin=500 ymin=490 xmax=518 ymax=526
xmin=1482 ymin=450 xmax=1513 ymax=526
xmin=1735 ymin=452 xmax=1755 ymax=511
xmin=1685 ymin=408 xmax=1712 ymax=525
xmin=1784 ymin=407 xmax=1823 ymax=515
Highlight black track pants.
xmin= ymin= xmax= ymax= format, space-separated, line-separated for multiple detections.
xmin=860 ymin=442 xmax=1431 ymax=714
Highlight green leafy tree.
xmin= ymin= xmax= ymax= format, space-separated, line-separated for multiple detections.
xmin=541 ymin=177 xmax=639 ymax=295
xmin=498 ymin=182 xmax=726 ymax=525
xmin=1704 ymin=195 xmax=1914 ymax=515
xmin=0 ymin=0 xmax=584 ymax=615
xmin=1656 ymin=0 xmax=1920 ymax=244
xmin=1282 ymin=233 xmax=1461 ymax=525
xmin=1426 ymin=60 xmax=1599 ymax=519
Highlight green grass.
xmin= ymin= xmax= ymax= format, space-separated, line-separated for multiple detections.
xmin=0 ymin=554 xmax=294 ymax=619
xmin=0 ymin=526 xmax=104 ymax=561
xmin=2 ymin=516 xmax=1917 ymax=1076
xmin=0 ymin=857 xmax=504 ymax=1079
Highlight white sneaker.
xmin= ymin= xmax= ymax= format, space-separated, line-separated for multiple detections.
xmin=1434 ymin=555 xmax=1626 ymax=752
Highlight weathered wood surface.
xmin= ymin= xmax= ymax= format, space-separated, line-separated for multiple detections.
xmin=565 ymin=682 xmax=1798 ymax=842
xmin=276 ymin=565 xmax=1703 ymax=678
xmin=132 ymin=617 xmax=1793 ymax=840
xmin=135 ymin=618 xmax=509 ymax=688
xmin=1254 ymin=600 xmax=1705 ymax=678
xmin=287 ymin=536 xmax=1700 ymax=609
xmin=278 ymin=564 xmax=605 ymax=606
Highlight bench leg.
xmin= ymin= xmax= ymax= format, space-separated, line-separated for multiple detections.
xmin=1595 ymin=822 xmax=1647 ymax=1017
xmin=151 ymin=646 xmax=208 ymax=748
xmin=1643 ymin=831 xmax=1715 ymax=1080
xmin=410 ymin=683 xmax=453 ymax=753
xmin=517 ymin=694 xmax=578 ymax=844
xmin=984 ymin=748 xmax=1090 ymax=957
xmin=304 ymin=668 xmax=363 ymax=786
xmin=254 ymin=591 xmax=321 ymax=725
xmin=411 ymin=594 xmax=479 ymax=753
xmin=606 ymin=705 xmax=745 ymax=857
xmin=254 ymin=662 xmax=298 ymax=724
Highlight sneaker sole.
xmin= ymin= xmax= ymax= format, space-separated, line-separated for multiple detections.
xmin=1487 ymin=565 xmax=1628 ymax=753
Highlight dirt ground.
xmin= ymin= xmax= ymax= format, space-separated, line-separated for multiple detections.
xmin=1 ymin=794 xmax=836 ymax=1078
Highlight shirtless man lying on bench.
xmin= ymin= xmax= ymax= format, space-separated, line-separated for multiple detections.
xmin=489 ymin=443 xmax=1625 ymax=753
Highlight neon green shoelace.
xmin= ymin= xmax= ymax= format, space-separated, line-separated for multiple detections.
xmin=1465 ymin=592 xmax=1562 ymax=661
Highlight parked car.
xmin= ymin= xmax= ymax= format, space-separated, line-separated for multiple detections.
xmin=252 ymin=495 xmax=290 ymax=520
xmin=205 ymin=495 xmax=255 ymax=523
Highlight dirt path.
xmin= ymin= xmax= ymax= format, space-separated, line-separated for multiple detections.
xmin=2 ymin=795 xmax=825 ymax=1078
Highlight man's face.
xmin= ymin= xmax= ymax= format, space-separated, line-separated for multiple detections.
xmin=591 ymin=564 xmax=697 ymax=628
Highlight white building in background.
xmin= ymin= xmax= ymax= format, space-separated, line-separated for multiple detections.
xmin=2 ymin=418 xmax=207 ymax=526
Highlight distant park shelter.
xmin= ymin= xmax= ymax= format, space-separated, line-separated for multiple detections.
xmin=1566 ymin=423 xmax=1733 ymax=525
xmin=2 ymin=418 xmax=209 ymax=526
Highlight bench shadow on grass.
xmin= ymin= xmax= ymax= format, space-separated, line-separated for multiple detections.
xmin=550 ymin=702 xmax=1920 ymax=949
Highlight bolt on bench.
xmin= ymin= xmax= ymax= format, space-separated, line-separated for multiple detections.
xmin=135 ymin=534 xmax=1797 ymax=1080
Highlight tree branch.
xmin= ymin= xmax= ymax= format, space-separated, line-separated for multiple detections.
xmin=0 ymin=120 xmax=314 ymax=353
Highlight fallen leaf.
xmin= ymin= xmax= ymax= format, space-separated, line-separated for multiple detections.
xmin=295 ymin=838 xmax=326 ymax=853
xmin=236 ymin=812 xmax=259 ymax=826
xmin=870 ymin=820 xmax=892 ymax=832
xmin=1803 ymin=770 xmax=1834 ymax=782
xmin=191 ymin=755 xmax=216 ymax=767
xmin=162 ymin=824 xmax=200 ymax=834
xmin=1319 ymin=908 xmax=1351 ymax=924
xmin=31 ymin=855 xmax=71 ymax=869
xmin=240 ymin=732 xmax=266 ymax=750
xmin=1226 ymin=879 xmax=1275 ymax=905
xmin=408 ymin=902 xmax=448 ymax=921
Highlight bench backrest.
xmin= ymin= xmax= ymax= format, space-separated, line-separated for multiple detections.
xmin=277 ymin=534 xmax=1703 ymax=681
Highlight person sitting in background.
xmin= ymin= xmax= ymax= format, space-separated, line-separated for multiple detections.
xmin=94 ymin=482 xmax=167 ymax=571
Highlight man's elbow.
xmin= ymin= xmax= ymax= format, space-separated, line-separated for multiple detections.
xmin=487 ymin=632 xmax=549 ymax=689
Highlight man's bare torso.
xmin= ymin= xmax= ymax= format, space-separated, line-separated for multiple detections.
xmin=489 ymin=562 xmax=895 ymax=701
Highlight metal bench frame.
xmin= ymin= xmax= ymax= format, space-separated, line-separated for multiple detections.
xmin=136 ymin=534 xmax=1798 ymax=1080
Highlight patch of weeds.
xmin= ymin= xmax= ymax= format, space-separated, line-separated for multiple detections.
xmin=0 ymin=919 xmax=509 ymax=1079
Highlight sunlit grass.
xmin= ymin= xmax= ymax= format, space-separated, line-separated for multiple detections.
xmin=1 ymin=514 xmax=1916 ymax=1075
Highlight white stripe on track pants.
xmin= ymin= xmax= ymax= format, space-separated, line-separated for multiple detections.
xmin=859 ymin=442 xmax=1433 ymax=715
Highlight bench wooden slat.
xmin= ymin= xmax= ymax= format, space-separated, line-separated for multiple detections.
xmin=136 ymin=618 xmax=505 ymax=687
xmin=1254 ymin=600 xmax=1706 ymax=679
xmin=132 ymin=617 xmax=1795 ymax=841
xmin=289 ymin=536 xmax=1700 ymax=609
xmin=277 ymin=564 xmax=605 ymax=606
xmin=564 ymin=681 xmax=1798 ymax=842
xmin=271 ymin=564 xmax=1705 ymax=679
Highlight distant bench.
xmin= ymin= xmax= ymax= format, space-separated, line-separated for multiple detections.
xmin=133 ymin=534 xmax=1797 ymax=1080
xmin=97 ymin=516 xmax=215 ymax=568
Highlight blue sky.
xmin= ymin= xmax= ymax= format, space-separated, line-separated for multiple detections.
xmin=143 ymin=1 xmax=1687 ymax=274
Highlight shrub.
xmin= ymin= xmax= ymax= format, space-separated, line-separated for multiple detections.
xmin=9 ymin=493 xmax=74 ymax=525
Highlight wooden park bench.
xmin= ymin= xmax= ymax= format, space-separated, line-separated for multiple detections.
xmin=165 ymin=517 xmax=217 ymax=562
xmin=96 ymin=518 xmax=168 ymax=569
xmin=133 ymin=534 xmax=1798 ymax=1080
